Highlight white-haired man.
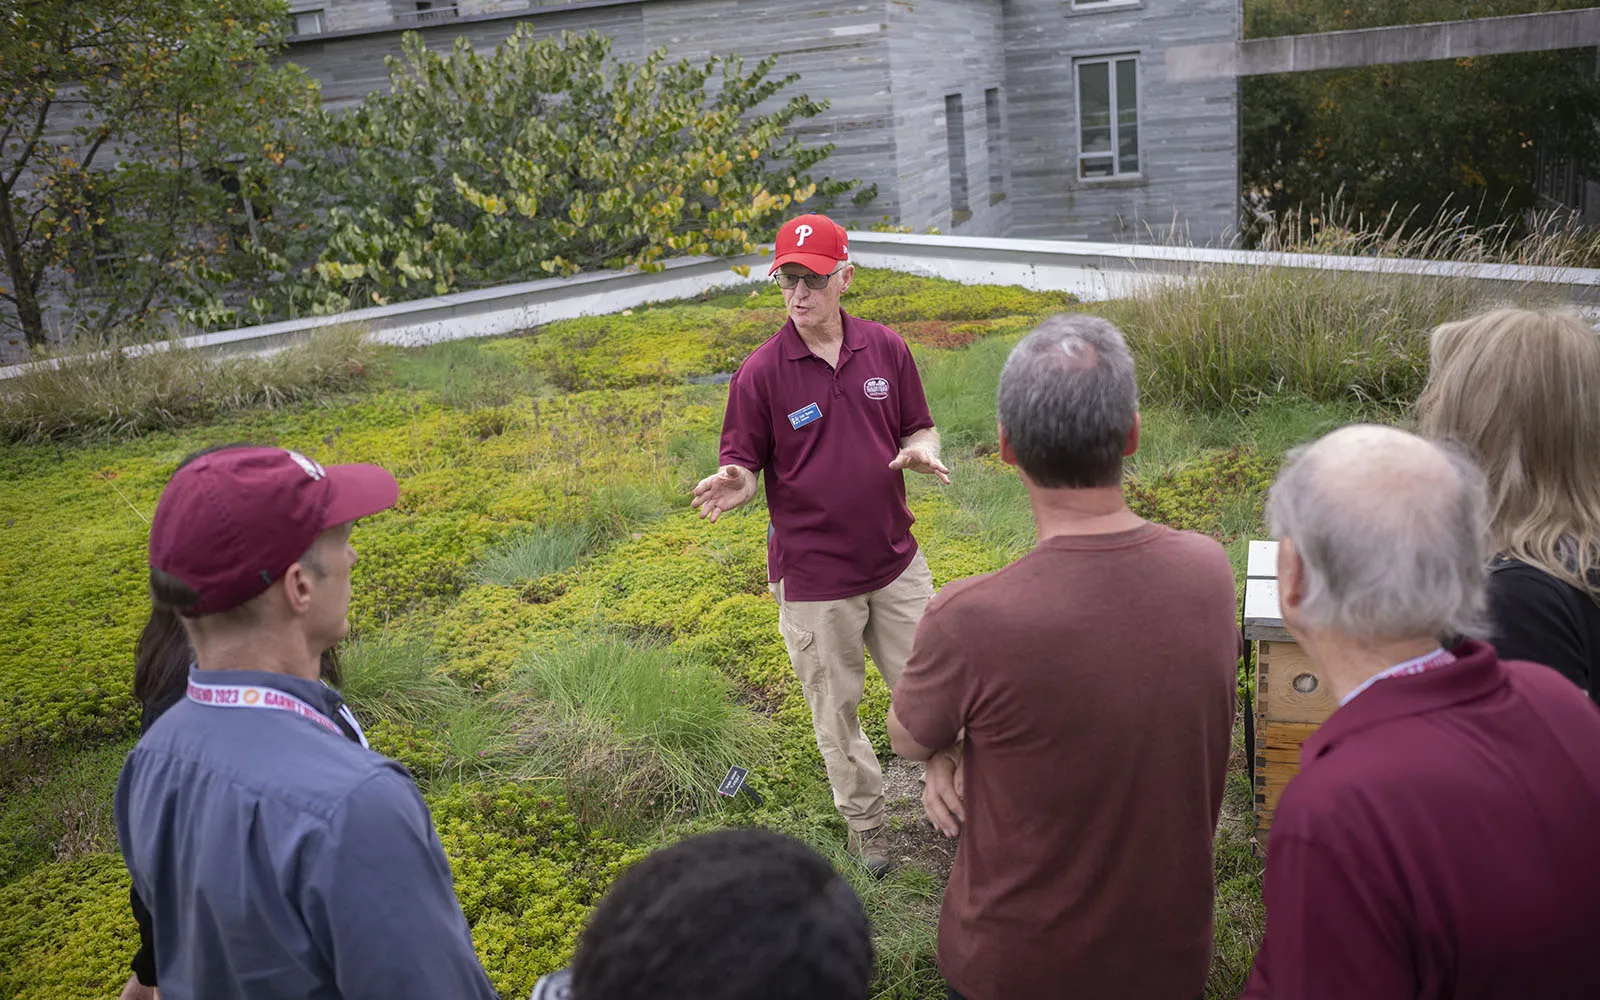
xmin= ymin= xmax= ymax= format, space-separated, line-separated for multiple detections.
xmin=692 ymin=213 xmax=950 ymax=874
xmin=1247 ymin=425 xmax=1600 ymax=998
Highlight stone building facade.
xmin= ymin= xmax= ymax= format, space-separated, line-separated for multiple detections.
xmin=283 ymin=0 xmax=1243 ymax=242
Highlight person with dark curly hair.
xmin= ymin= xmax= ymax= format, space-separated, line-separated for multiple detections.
xmin=533 ymin=828 xmax=872 ymax=1000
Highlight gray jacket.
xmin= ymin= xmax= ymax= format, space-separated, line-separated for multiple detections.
xmin=115 ymin=667 xmax=498 ymax=1000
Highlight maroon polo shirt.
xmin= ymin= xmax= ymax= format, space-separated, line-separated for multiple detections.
xmin=719 ymin=310 xmax=934 ymax=601
xmin=1246 ymin=640 xmax=1600 ymax=1000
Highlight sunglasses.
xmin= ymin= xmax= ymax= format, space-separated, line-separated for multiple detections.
xmin=773 ymin=266 xmax=846 ymax=290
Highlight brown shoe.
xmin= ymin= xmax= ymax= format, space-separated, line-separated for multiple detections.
xmin=847 ymin=824 xmax=897 ymax=878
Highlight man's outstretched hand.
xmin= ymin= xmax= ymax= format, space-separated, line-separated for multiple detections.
xmin=691 ymin=465 xmax=758 ymax=522
xmin=889 ymin=445 xmax=952 ymax=485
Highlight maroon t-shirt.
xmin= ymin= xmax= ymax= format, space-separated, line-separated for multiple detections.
xmin=1246 ymin=640 xmax=1600 ymax=1000
xmin=893 ymin=523 xmax=1240 ymax=1000
xmin=719 ymin=311 xmax=934 ymax=601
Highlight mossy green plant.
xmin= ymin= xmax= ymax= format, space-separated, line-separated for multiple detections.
xmin=428 ymin=783 xmax=644 ymax=998
xmin=0 ymin=267 xmax=1301 ymax=1000
xmin=0 ymin=854 xmax=137 ymax=1000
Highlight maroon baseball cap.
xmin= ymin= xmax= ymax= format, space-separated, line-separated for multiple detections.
xmin=149 ymin=446 xmax=399 ymax=617
xmin=768 ymin=213 xmax=850 ymax=276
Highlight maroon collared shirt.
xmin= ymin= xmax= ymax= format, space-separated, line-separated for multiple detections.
xmin=718 ymin=310 xmax=934 ymax=601
xmin=1246 ymin=640 xmax=1600 ymax=1000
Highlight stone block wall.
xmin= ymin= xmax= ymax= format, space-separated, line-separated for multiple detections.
xmin=285 ymin=0 xmax=1243 ymax=240
xmin=887 ymin=0 xmax=1011 ymax=236
xmin=1004 ymin=0 xmax=1241 ymax=244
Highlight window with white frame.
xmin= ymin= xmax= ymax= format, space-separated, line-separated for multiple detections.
xmin=1070 ymin=0 xmax=1140 ymax=8
xmin=1075 ymin=54 xmax=1140 ymax=179
xmin=288 ymin=9 xmax=326 ymax=35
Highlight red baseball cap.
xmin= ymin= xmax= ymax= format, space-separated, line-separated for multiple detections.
xmin=769 ymin=213 xmax=850 ymax=276
xmin=148 ymin=446 xmax=399 ymax=617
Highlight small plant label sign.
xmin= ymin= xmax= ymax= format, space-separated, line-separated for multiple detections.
xmin=718 ymin=765 xmax=750 ymax=797
xmin=718 ymin=764 xmax=763 ymax=804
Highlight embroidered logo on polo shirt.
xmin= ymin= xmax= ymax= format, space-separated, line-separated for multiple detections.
xmin=863 ymin=378 xmax=889 ymax=400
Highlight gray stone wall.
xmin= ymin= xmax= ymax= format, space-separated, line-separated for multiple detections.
xmin=313 ymin=0 xmax=399 ymax=32
xmin=283 ymin=0 xmax=1244 ymax=241
xmin=638 ymin=0 xmax=898 ymax=224
xmin=1004 ymin=0 xmax=1241 ymax=244
xmin=459 ymin=0 xmax=539 ymax=16
xmin=887 ymin=0 xmax=1010 ymax=236
xmin=286 ymin=5 xmax=649 ymax=110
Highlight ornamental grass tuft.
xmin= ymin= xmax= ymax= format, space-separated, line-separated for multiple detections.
xmin=1104 ymin=261 xmax=1557 ymax=412
xmin=509 ymin=634 xmax=770 ymax=829
xmin=0 ymin=326 xmax=376 ymax=443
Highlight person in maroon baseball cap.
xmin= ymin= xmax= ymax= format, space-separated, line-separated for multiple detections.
xmin=692 ymin=213 xmax=951 ymax=876
xmin=116 ymin=446 xmax=499 ymax=1000
xmin=147 ymin=444 xmax=398 ymax=622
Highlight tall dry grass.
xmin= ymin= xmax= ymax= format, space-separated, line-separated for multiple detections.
xmin=1247 ymin=194 xmax=1600 ymax=268
xmin=1105 ymin=207 xmax=1585 ymax=411
xmin=0 ymin=326 xmax=377 ymax=443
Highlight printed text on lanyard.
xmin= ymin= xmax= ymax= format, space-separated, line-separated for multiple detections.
xmin=187 ymin=679 xmax=346 ymax=739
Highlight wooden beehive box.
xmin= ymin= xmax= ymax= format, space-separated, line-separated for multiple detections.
xmin=1244 ymin=540 xmax=1337 ymax=848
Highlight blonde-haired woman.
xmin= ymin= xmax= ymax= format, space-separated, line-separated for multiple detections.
xmin=1418 ymin=307 xmax=1600 ymax=702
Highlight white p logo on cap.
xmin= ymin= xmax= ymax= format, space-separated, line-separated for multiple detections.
xmin=794 ymin=224 xmax=814 ymax=246
xmin=287 ymin=450 xmax=326 ymax=481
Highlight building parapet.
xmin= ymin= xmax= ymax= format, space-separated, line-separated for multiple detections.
xmin=8 ymin=235 xmax=1596 ymax=381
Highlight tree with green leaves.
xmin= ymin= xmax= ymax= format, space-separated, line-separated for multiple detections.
xmin=243 ymin=28 xmax=856 ymax=319
xmin=1242 ymin=0 xmax=1600 ymax=235
xmin=0 ymin=0 xmax=318 ymax=350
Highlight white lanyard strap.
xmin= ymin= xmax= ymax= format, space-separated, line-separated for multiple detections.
xmin=187 ymin=679 xmax=345 ymax=739
xmin=335 ymin=702 xmax=370 ymax=749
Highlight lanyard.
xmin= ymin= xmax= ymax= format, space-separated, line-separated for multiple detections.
xmin=1340 ymin=647 xmax=1458 ymax=706
xmin=187 ymin=679 xmax=346 ymax=739
xmin=334 ymin=700 xmax=370 ymax=749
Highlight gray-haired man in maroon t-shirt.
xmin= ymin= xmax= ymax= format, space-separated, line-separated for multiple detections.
xmin=887 ymin=315 xmax=1240 ymax=1000
xmin=692 ymin=212 xmax=950 ymax=875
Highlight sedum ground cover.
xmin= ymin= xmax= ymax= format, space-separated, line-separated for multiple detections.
xmin=0 ymin=268 xmax=1381 ymax=999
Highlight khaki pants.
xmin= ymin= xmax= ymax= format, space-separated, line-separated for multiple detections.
xmin=770 ymin=550 xmax=934 ymax=832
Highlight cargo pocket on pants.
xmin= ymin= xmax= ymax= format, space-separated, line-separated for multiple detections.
xmin=777 ymin=606 xmax=822 ymax=699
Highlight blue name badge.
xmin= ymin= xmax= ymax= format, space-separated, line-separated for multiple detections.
xmin=787 ymin=402 xmax=823 ymax=430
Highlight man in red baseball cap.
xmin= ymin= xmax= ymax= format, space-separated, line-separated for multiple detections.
xmin=116 ymin=446 xmax=498 ymax=1000
xmin=692 ymin=213 xmax=951 ymax=875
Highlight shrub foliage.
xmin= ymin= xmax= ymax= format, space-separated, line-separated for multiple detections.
xmin=0 ymin=0 xmax=319 ymax=347
xmin=241 ymin=29 xmax=853 ymax=320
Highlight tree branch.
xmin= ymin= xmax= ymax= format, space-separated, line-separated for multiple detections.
xmin=1 ymin=95 xmax=56 ymax=194
xmin=78 ymin=124 xmax=113 ymax=174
